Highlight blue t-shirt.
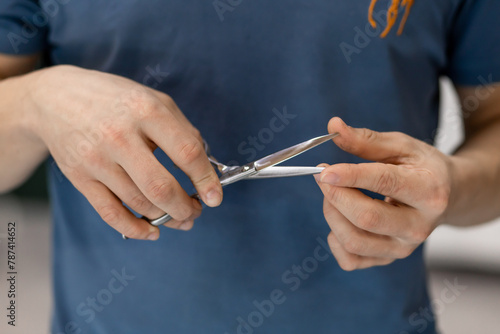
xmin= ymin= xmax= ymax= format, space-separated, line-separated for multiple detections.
xmin=2 ymin=1 xmax=500 ymax=333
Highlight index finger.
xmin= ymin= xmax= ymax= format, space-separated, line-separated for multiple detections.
xmin=141 ymin=101 xmax=222 ymax=207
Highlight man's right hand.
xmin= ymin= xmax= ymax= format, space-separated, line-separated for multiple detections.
xmin=24 ymin=65 xmax=222 ymax=240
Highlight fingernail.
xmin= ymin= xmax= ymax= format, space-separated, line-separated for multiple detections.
xmin=204 ymin=189 xmax=222 ymax=207
xmin=313 ymin=174 xmax=321 ymax=183
xmin=321 ymin=173 xmax=340 ymax=185
xmin=180 ymin=220 xmax=193 ymax=231
xmin=147 ymin=231 xmax=159 ymax=241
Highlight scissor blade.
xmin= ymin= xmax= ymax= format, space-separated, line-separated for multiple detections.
xmin=253 ymin=133 xmax=338 ymax=171
xmin=247 ymin=166 xmax=325 ymax=179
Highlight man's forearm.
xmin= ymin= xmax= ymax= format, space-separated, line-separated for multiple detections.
xmin=0 ymin=73 xmax=48 ymax=193
xmin=444 ymin=118 xmax=500 ymax=227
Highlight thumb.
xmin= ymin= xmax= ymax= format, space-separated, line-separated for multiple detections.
xmin=327 ymin=117 xmax=416 ymax=162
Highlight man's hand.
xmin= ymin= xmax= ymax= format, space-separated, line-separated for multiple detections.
xmin=315 ymin=117 xmax=454 ymax=271
xmin=25 ymin=65 xmax=222 ymax=240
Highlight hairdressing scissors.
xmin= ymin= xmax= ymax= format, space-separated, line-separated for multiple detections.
xmin=122 ymin=132 xmax=338 ymax=239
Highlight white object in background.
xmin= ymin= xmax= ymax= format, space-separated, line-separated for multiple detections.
xmin=425 ymin=222 xmax=500 ymax=273
xmin=425 ymin=78 xmax=500 ymax=273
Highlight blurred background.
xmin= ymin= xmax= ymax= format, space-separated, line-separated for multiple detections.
xmin=0 ymin=79 xmax=499 ymax=334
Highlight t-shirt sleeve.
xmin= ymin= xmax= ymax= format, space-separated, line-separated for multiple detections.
xmin=0 ymin=0 xmax=47 ymax=55
xmin=446 ymin=0 xmax=500 ymax=86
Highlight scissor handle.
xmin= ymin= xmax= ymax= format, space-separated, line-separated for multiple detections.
xmin=121 ymin=214 xmax=173 ymax=239
xmin=122 ymin=193 xmax=200 ymax=240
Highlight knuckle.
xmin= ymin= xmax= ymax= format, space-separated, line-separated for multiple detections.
xmin=342 ymin=235 xmax=364 ymax=255
xmin=427 ymin=184 xmax=450 ymax=213
xmin=402 ymin=134 xmax=417 ymax=150
xmin=101 ymin=123 xmax=129 ymax=147
xmin=175 ymin=206 xmax=193 ymax=222
xmin=122 ymin=222 xmax=143 ymax=239
xmin=158 ymin=93 xmax=176 ymax=109
xmin=129 ymin=193 xmax=153 ymax=213
xmin=408 ymin=227 xmax=431 ymax=244
xmin=195 ymin=170 xmax=217 ymax=189
xmin=62 ymin=165 xmax=82 ymax=180
xmin=383 ymin=258 xmax=396 ymax=266
xmin=395 ymin=246 xmax=414 ymax=260
xmin=138 ymin=102 xmax=160 ymax=120
xmin=336 ymin=139 xmax=353 ymax=153
xmin=361 ymin=128 xmax=378 ymax=144
xmin=343 ymin=129 xmax=378 ymax=154
xmin=323 ymin=201 xmax=335 ymax=218
xmin=326 ymin=186 xmax=343 ymax=204
xmin=356 ymin=209 xmax=381 ymax=231
xmin=175 ymin=220 xmax=194 ymax=231
xmin=191 ymin=209 xmax=202 ymax=220
xmin=146 ymin=178 xmax=176 ymax=203
xmin=144 ymin=178 xmax=195 ymax=221
xmin=376 ymin=258 xmax=395 ymax=267
xmin=149 ymin=92 xmax=177 ymax=115
xmin=341 ymin=164 xmax=357 ymax=187
xmin=177 ymin=140 xmax=205 ymax=165
xmin=124 ymin=88 xmax=149 ymax=109
xmin=375 ymin=169 xmax=399 ymax=195
xmin=98 ymin=205 xmax=121 ymax=226
xmin=122 ymin=89 xmax=161 ymax=120
xmin=338 ymin=259 xmax=357 ymax=272
xmin=80 ymin=148 xmax=103 ymax=168
xmin=327 ymin=232 xmax=336 ymax=249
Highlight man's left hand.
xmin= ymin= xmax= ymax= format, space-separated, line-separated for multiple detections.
xmin=316 ymin=117 xmax=455 ymax=271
